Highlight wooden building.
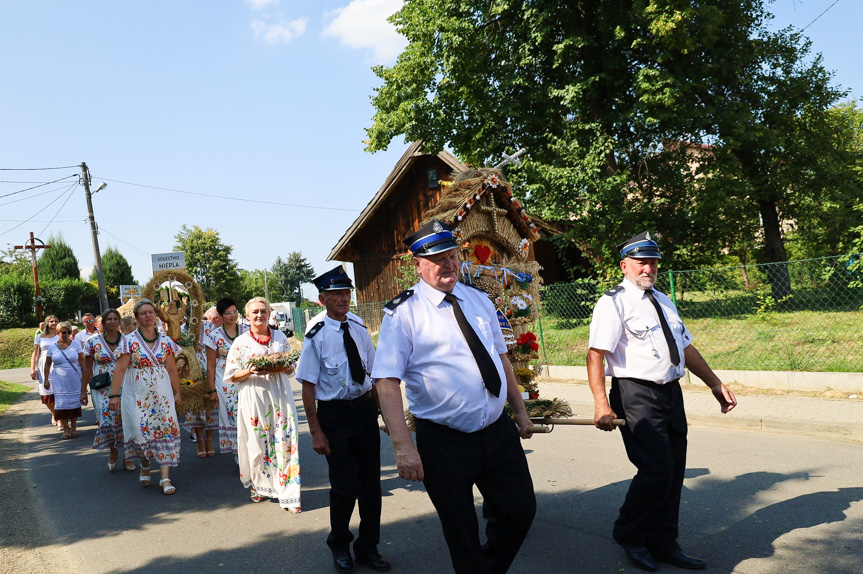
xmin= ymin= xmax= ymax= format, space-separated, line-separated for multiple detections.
xmin=329 ymin=142 xmax=581 ymax=305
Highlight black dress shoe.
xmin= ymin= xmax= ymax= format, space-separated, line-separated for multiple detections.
xmin=332 ymin=551 xmax=354 ymax=573
xmin=355 ymin=553 xmax=392 ymax=572
xmin=656 ymin=549 xmax=706 ymax=570
xmin=621 ymin=544 xmax=659 ymax=572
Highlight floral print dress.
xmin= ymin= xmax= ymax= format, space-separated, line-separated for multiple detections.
xmin=182 ymin=321 xmax=219 ymax=433
xmin=118 ymin=330 xmax=182 ymax=466
xmin=204 ymin=323 xmax=247 ymax=454
xmin=84 ymin=334 xmax=124 ymax=450
xmin=224 ymin=329 xmax=300 ymax=509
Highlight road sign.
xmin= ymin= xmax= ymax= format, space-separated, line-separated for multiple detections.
xmin=151 ymin=252 xmax=186 ymax=273
xmin=119 ymin=284 xmax=142 ymax=303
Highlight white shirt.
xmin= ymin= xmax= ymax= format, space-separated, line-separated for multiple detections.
xmin=588 ymin=278 xmax=692 ymax=384
xmin=75 ymin=329 xmax=97 ymax=349
xmin=372 ymin=279 xmax=508 ymax=433
xmin=296 ymin=311 xmax=375 ymax=401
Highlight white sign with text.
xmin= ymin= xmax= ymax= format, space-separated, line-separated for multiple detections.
xmin=151 ymin=252 xmax=186 ymax=273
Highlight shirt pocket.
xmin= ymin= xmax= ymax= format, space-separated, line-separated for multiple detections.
xmin=323 ymin=353 xmax=348 ymax=378
xmin=626 ymin=315 xmax=658 ymax=336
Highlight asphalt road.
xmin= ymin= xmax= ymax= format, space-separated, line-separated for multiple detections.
xmin=7 ymin=385 xmax=863 ymax=574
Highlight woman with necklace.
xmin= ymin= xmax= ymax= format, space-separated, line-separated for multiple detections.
xmin=84 ymin=309 xmax=134 ymax=471
xmin=205 ymin=297 xmax=247 ymax=459
xmin=108 ymin=299 xmax=183 ymax=495
xmin=43 ymin=322 xmax=85 ymax=439
xmin=31 ymin=314 xmax=60 ymax=428
xmin=224 ymin=297 xmax=301 ymax=512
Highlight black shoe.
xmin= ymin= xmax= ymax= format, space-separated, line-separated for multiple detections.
xmin=656 ymin=549 xmax=706 ymax=570
xmin=621 ymin=545 xmax=658 ymax=572
xmin=332 ymin=551 xmax=354 ymax=573
xmin=355 ymin=553 xmax=392 ymax=572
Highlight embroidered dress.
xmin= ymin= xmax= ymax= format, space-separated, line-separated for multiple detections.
xmin=34 ymin=333 xmax=59 ymax=396
xmin=84 ymin=334 xmax=124 ymax=450
xmin=182 ymin=322 xmax=219 ymax=433
xmin=205 ymin=323 xmax=247 ymax=454
xmin=224 ymin=329 xmax=301 ymax=509
xmin=46 ymin=341 xmax=83 ymax=419
xmin=118 ymin=331 xmax=182 ymax=466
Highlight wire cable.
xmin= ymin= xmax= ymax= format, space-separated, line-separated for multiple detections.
xmin=38 ymin=181 xmax=80 ymax=237
xmin=97 ymin=225 xmax=150 ymax=257
xmin=0 ymin=165 xmax=80 ymax=171
xmin=93 ymin=176 xmax=362 ymax=213
xmin=0 ymin=181 xmax=79 ymax=238
xmin=0 ymin=184 xmax=79 ymax=207
xmin=802 ymin=0 xmax=841 ymax=31
xmin=0 ymin=174 xmax=79 ymax=200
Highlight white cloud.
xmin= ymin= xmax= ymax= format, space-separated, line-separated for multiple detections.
xmin=251 ymin=17 xmax=308 ymax=44
xmin=245 ymin=0 xmax=279 ymax=9
xmin=322 ymin=0 xmax=407 ymax=63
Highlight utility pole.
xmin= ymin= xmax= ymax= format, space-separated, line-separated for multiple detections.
xmin=81 ymin=162 xmax=109 ymax=313
xmin=14 ymin=232 xmax=51 ymax=323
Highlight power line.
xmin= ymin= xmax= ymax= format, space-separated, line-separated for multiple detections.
xmin=97 ymin=225 xmax=150 ymax=256
xmin=0 ymin=174 xmax=79 ymax=200
xmin=0 ymin=181 xmax=79 ymax=238
xmin=0 ymin=165 xmax=80 ymax=171
xmin=38 ymin=182 xmax=79 ymax=236
xmin=802 ymin=0 xmax=841 ymax=31
xmin=93 ymin=176 xmax=363 ymax=213
xmin=0 ymin=184 xmax=78 ymax=207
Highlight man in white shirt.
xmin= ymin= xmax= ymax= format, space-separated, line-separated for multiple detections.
xmin=587 ymin=231 xmax=737 ymax=572
xmin=374 ymin=220 xmax=535 ymax=574
xmin=74 ymin=313 xmax=98 ymax=348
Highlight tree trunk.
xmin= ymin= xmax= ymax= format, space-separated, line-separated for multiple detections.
xmin=758 ymin=199 xmax=792 ymax=301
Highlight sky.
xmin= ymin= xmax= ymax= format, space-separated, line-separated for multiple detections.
xmin=1 ymin=0 xmax=860 ymax=302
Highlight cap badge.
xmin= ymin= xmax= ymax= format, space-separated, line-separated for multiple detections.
xmin=433 ymin=220 xmax=443 ymax=233
xmin=645 ymin=231 xmax=652 ymax=241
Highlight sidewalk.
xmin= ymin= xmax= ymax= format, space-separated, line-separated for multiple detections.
xmin=2 ymin=367 xmax=861 ymax=442
xmin=536 ymin=377 xmax=863 ymax=443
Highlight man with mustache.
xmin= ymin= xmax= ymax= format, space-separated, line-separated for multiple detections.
xmin=587 ymin=231 xmax=737 ymax=572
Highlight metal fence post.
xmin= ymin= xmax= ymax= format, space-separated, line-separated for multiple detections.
xmin=668 ymin=270 xmax=677 ymax=306
xmin=536 ymin=302 xmax=548 ymax=363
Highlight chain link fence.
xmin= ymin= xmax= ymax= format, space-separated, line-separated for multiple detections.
xmin=307 ymin=255 xmax=863 ymax=373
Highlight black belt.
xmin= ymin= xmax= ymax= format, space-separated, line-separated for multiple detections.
xmin=326 ymin=390 xmax=373 ymax=406
xmin=612 ymin=376 xmax=679 ymax=389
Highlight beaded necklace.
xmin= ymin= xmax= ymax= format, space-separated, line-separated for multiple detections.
xmin=138 ymin=328 xmax=159 ymax=345
xmin=248 ymin=328 xmax=271 ymax=346
xmin=224 ymin=324 xmax=239 ymax=343
xmin=103 ymin=331 xmax=122 ymax=347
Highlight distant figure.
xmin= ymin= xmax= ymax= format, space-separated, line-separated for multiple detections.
xmin=43 ymin=321 xmax=85 ymax=440
xmin=31 ymin=315 xmax=60 ymax=428
xmin=183 ymin=306 xmax=220 ymax=457
xmin=121 ymin=315 xmax=137 ymax=335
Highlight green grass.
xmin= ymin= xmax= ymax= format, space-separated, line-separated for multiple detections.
xmin=0 ymin=380 xmax=29 ymax=416
xmin=538 ymin=309 xmax=863 ymax=372
xmin=0 ymin=328 xmax=35 ymax=370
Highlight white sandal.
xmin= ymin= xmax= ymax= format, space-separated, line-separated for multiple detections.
xmin=139 ymin=463 xmax=151 ymax=487
xmin=159 ymin=478 xmax=176 ymax=495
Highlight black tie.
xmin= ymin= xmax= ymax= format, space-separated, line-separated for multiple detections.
xmin=645 ymin=290 xmax=680 ymax=366
xmin=340 ymin=323 xmax=365 ymax=384
xmin=443 ymin=293 xmax=501 ymax=397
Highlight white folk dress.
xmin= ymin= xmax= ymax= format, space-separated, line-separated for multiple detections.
xmin=34 ymin=333 xmax=59 ymax=397
xmin=83 ymin=334 xmax=124 ymax=450
xmin=118 ymin=330 xmax=182 ymax=466
xmin=182 ymin=321 xmax=219 ymax=433
xmin=224 ymin=329 xmax=301 ymax=509
xmin=46 ymin=341 xmax=83 ymax=417
xmin=205 ymin=323 xmax=247 ymax=454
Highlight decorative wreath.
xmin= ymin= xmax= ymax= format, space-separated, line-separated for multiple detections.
xmin=143 ymin=269 xmax=205 ymax=348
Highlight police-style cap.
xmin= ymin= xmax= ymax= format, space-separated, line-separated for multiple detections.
xmin=313 ymin=265 xmax=354 ymax=292
xmin=403 ymin=219 xmax=459 ymax=257
xmin=617 ymin=231 xmax=662 ymax=259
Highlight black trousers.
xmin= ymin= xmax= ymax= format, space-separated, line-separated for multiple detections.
xmin=610 ymin=377 xmax=688 ymax=553
xmin=317 ymin=394 xmax=382 ymax=556
xmin=415 ymin=413 xmax=536 ymax=574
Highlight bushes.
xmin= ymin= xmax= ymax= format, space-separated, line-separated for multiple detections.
xmin=40 ymin=279 xmax=96 ymax=321
xmin=0 ymin=275 xmax=35 ymax=328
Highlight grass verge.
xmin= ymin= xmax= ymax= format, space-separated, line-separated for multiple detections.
xmin=0 ymin=327 xmax=35 ymax=369
xmin=0 ymin=380 xmax=29 ymax=416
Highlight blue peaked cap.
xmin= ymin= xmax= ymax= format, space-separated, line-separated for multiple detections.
xmin=618 ymin=231 xmax=662 ymax=259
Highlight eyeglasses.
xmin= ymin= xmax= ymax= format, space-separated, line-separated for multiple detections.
xmin=223 ymin=311 xmax=239 ymax=316
xmin=59 ymin=331 xmax=71 ymax=335
xmin=83 ymin=320 xmax=93 ymax=324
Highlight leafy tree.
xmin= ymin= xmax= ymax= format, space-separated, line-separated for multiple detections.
xmin=0 ymin=246 xmax=31 ymax=278
xmin=0 ymin=273 xmax=35 ymax=328
xmin=89 ymin=246 xmax=136 ymax=297
xmin=366 ymin=0 xmax=856 ymax=293
xmin=40 ymin=278 xmax=96 ymax=322
xmin=270 ymin=253 xmax=315 ymax=303
xmin=39 ymin=233 xmax=80 ymax=281
xmin=173 ymin=225 xmax=240 ymax=302
xmin=236 ymin=268 xmax=267 ymax=305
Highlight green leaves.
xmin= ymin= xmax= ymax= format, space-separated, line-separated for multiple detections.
xmin=173 ymin=225 xmax=240 ymax=303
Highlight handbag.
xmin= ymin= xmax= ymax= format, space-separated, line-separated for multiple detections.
xmin=89 ymin=371 xmax=112 ymax=390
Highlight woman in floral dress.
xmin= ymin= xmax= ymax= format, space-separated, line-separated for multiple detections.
xmin=83 ymin=309 xmax=134 ymax=471
xmin=183 ymin=306 xmax=220 ymax=458
xmin=224 ymin=297 xmax=301 ymax=512
xmin=108 ymin=299 xmax=183 ymax=495
xmin=30 ymin=315 xmax=60 ymax=427
xmin=205 ymin=297 xmax=246 ymax=458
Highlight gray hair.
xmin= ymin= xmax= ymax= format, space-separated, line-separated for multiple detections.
xmin=133 ymin=298 xmax=157 ymax=318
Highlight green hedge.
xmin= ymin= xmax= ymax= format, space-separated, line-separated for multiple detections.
xmin=0 ymin=275 xmax=35 ymax=328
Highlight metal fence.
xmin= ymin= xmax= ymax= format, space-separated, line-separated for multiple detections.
xmin=308 ymin=254 xmax=863 ymax=373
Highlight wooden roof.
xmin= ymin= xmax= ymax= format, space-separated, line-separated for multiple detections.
xmin=328 ymin=141 xmax=464 ymax=261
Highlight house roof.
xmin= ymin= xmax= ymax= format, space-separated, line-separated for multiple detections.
xmin=328 ymin=141 xmax=465 ymax=262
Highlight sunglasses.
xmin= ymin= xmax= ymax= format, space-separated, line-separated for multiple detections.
xmin=59 ymin=331 xmax=71 ymax=335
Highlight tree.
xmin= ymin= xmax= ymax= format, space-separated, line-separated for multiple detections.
xmin=270 ymin=253 xmax=315 ymax=303
xmin=366 ymin=0 xmax=857 ymax=289
xmin=38 ymin=233 xmax=80 ymax=281
xmin=173 ymin=225 xmax=240 ymax=302
xmin=236 ymin=268 xmax=267 ymax=305
xmin=90 ymin=246 xmax=135 ymax=297
xmin=0 ymin=246 xmax=31 ymax=278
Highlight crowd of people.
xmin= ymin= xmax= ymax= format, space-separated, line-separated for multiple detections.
xmin=26 ymin=223 xmax=740 ymax=573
